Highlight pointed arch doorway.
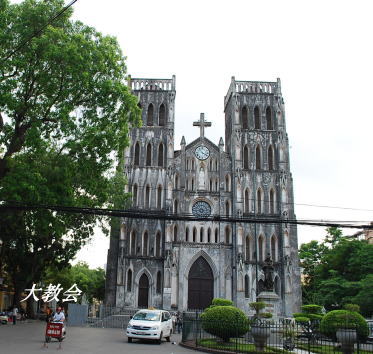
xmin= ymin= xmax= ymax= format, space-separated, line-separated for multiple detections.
xmin=188 ymin=257 xmax=213 ymax=310
xmin=138 ymin=273 xmax=149 ymax=308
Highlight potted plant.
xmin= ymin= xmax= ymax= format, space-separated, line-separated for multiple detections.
xmin=249 ymin=302 xmax=272 ymax=352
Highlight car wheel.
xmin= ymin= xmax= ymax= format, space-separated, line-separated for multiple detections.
xmin=158 ymin=332 xmax=163 ymax=344
xmin=166 ymin=329 xmax=172 ymax=342
xmin=127 ymin=337 xmax=132 ymax=343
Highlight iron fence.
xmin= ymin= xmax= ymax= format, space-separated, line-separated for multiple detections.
xmin=181 ymin=318 xmax=373 ymax=354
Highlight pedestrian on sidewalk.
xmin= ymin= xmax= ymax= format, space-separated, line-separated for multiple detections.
xmin=12 ymin=305 xmax=18 ymax=325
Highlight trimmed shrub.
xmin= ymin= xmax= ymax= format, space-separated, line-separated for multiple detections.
xmin=294 ymin=316 xmax=310 ymax=324
xmin=201 ymin=305 xmax=249 ymax=342
xmin=301 ymin=304 xmax=323 ymax=314
xmin=343 ymin=304 xmax=360 ymax=313
xmin=320 ymin=310 xmax=369 ymax=340
xmin=292 ymin=312 xmax=304 ymax=318
xmin=211 ymin=298 xmax=233 ymax=307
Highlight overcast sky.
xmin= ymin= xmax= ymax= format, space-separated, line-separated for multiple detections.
xmin=57 ymin=0 xmax=373 ymax=268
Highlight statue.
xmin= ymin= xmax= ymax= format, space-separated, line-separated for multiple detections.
xmin=262 ymin=253 xmax=274 ymax=292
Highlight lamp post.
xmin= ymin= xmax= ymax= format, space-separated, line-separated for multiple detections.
xmin=0 ymin=238 xmax=3 ymax=311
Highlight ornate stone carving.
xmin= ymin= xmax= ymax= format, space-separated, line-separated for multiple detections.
xmin=262 ymin=172 xmax=271 ymax=186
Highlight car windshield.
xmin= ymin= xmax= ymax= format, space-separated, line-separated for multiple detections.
xmin=133 ymin=312 xmax=160 ymax=321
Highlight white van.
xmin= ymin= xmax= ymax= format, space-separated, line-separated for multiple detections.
xmin=126 ymin=309 xmax=172 ymax=344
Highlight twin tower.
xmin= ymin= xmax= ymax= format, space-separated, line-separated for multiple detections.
xmin=105 ymin=75 xmax=301 ymax=316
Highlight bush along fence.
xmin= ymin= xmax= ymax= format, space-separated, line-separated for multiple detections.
xmin=181 ymin=316 xmax=372 ymax=354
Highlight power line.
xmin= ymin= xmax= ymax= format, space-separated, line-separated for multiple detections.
xmin=127 ymin=185 xmax=373 ymax=213
xmin=1 ymin=200 xmax=372 ymax=230
xmin=3 ymin=0 xmax=79 ymax=62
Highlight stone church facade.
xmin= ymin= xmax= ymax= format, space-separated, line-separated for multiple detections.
xmin=105 ymin=75 xmax=301 ymax=316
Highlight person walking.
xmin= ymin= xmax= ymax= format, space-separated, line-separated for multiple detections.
xmin=176 ymin=312 xmax=182 ymax=334
xmin=12 ymin=306 xmax=18 ymax=325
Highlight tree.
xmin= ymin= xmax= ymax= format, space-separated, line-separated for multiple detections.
xmin=0 ymin=0 xmax=140 ymax=307
xmin=44 ymin=262 xmax=105 ymax=303
xmin=0 ymin=0 xmax=140 ymax=180
xmin=299 ymin=228 xmax=373 ymax=316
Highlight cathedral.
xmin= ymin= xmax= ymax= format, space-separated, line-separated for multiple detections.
xmin=105 ymin=75 xmax=301 ymax=316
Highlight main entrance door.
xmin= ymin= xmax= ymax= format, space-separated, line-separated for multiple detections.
xmin=188 ymin=257 xmax=213 ymax=310
xmin=138 ymin=273 xmax=149 ymax=308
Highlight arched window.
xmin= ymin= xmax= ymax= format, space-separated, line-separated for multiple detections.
xmin=158 ymin=143 xmax=164 ymax=167
xmin=191 ymin=160 xmax=195 ymax=170
xmin=225 ymin=201 xmax=230 ymax=216
xmin=193 ymin=227 xmax=197 ymax=242
xmin=159 ymin=104 xmax=166 ymax=126
xmin=145 ymin=185 xmax=150 ymax=209
xmin=133 ymin=184 xmax=138 ymax=206
xmin=186 ymin=159 xmax=189 ymax=170
xmin=225 ymin=175 xmax=230 ymax=191
xmin=254 ymin=106 xmax=260 ymax=129
xmin=268 ymin=145 xmax=274 ymax=170
xmin=146 ymin=143 xmax=152 ymax=166
xmin=257 ymin=189 xmax=262 ymax=213
xmin=186 ymin=227 xmax=189 ymax=242
xmin=174 ymin=199 xmax=178 ymax=214
xmin=258 ymin=235 xmax=264 ymax=262
xmin=173 ymin=225 xmax=178 ymax=242
xmin=215 ymin=180 xmax=218 ymax=191
xmin=209 ymin=179 xmax=213 ymax=191
xmin=207 ymin=228 xmax=211 ymax=242
xmin=225 ymin=226 xmax=230 ymax=243
xmin=244 ymin=275 xmax=250 ymax=298
xmin=243 ymin=145 xmax=249 ymax=169
xmin=143 ymin=232 xmax=148 ymax=256
xmin=242 ymin=106 xmax=248 ymax=129
xmin=147 ymin=103 xmax=154 ymax=126
xmin=256 ymin=145 xmax=261 ymax=170
xmin=200 ymin=228 xmax=204 ymax=242
xmin=186 ymin=179 xmax=189 ymax=190
xmin=266 ymin=106 xmax=273 ymax=130
xmin=156 ymin=271 xmax=162 ymax=294
xmin=269 ymin=189 xmax=275 ymax=214
xmin=175 ymin=175 xmax=179 ymax=189
xmin=127 ymin=269 xmax=132 ymax=292
xmin=215 ymin=229 xmax=218 ymax=243
xmin=245 ymin=236 xmax=250 ymax=261
xmin=191 ymin=178 xmax=194 ymax=191
xmin=134 ymin=142 xmax=140 ymax=166
xmin=130 ymin=231 xmax=136 ymax=255
xmin=271 ymin=235 xmax=277 ymax=261
xmin=215 ymin=160 xmax=218 ymax=170
xmin=155 ymin=232 xmax=161 ymax=257
xmin=244 ymin=188 xmax=250 ymax=214
xmin=157 ymin=185 xmax=162 ymax=209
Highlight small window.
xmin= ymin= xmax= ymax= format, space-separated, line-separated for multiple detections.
xmin=266 ymin=106 xmax=273 ymax=130
xmin=159 ymin=104 xmax=166 ymax=126
xmin=215 ymin=229 xmax=218 ymax=243
xmin=134 ymin=143 xmax=140 ymax=166
xmin=268 ymin=145 xmax=274 ymax=170
xmin=244 ymin=275 xmax=250 ymax=298
xmin=244 ymin=189 xmax=249 ymax=213
xmin=243 ymin=145 xmax=249 ymax=169
xmin=155 ymin=232 xmax=161 ymax=257
xmin=186 ymin=227 xmax=189 ymax=242
xmin=147 ymin=104 xmax=154 ymax=126
xmin=158 ymin=143 xmax=164 ymax=167
xmin=257 ymin=189 xmax=262 ymax=213
xmin=242 ymin=106 xmax=248 ymax=129
xmin=157 ymin=185 xmax=162 ymax=209
xmin=254 ymin=106 xmax=260 ymax=129
xmin=133 ymin=184 xmax=138 ymax=206
xmin=225 ymin=227 xmax=230 ymax=243
xmin=193 ymin=227 xmax=197 ymax=242
xmin=256 ymin=145 xmax=261 ymax=170
xmin=146 ymin=143 xmax=152 ymax=166
xmin=127 ymin=269 xmax=132 ymax=292
xmin=173 ymin=225 xmax=178 ymax=242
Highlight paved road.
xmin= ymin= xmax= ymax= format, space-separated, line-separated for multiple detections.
xmin=0 ymin=320 xmax=192 ymax=354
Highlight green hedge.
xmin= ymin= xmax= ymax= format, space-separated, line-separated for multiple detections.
xmin=201 ymin=305 xmax=249 ymax=342
xmin=211 ymin=298 xmax=233 ymax=307
xmin=320 ymin=310 xmax=369 ymax=340
xmin=301 ymin=304 xmax=323 ymax=314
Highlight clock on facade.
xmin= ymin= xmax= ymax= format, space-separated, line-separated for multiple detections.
xmin=194 ymin=145 xmax=210 ymax=160
xmin=192 ymin=201 xmax=211 ymax=217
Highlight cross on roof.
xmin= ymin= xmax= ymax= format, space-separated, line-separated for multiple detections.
xmin=193 ymin=113 xmax=211 ymax=138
